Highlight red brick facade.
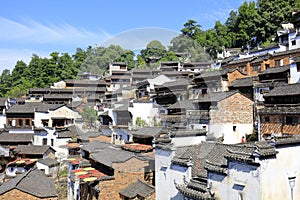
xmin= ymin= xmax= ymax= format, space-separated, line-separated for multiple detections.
xmin=98 ymin=157 xmax=154 ymax=200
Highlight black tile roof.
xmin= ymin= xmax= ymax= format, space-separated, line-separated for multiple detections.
xmin=90 ymin=147 xmax=137 ymax=167
xmin=0 ymin=168 xmax=57 ymax=198
xmin=168 ymin=100 xmax=195 ymax=110
xmin=258 ymin=105 xmax=300 ymax=114
xmin=228 ymin=56 xmax=256 ymax=65
xmin=264 ymin=83 xmax=300 ymax=97
xmin=229 ymin=77 xmax=255 ymax=88
xmin=259 ymin=65 xmax=290 ymax=75
xmin=80 ymin=141 xmax=111 ymax=153
xmin=172 ymin=142 xmax=215 ymax=177
xmin=56 ymin=125 xmax=83 ymax=138
xmin=175 ymin=182 xmax=211 ymax=200
xmin=14 ymin=145 xmax=55 ymax=155
xmin=0 ymin=133 xmax=33 ymax=143
xmin=193 ymin=91 xmax=238 ymax=103
xmin=169 ymin=129 xmax=207 ymax=138
xmin=119 ymin=179 xmax=155 ymax=198
xmin=37 ymin=157 xmax=59 ymax=167
xmin=132 ymin=127 xmax=162 ymax=138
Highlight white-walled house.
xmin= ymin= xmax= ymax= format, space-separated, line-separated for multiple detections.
xmin=128 ymin=99 xmax=159 ymax=126
xmin=196 ymin=136 xmax=300 ymax=200
xmin=155 ymin=142 xmax=215 ymax=200
xmin=36 ymin=157 xmax=59 ymax=177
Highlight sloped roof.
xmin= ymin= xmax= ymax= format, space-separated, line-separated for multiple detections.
xmin=168 ymin=100 xmax=194 ymax=110
xmin=194 ymin=91 xmax=238 ymax=103
xmin=80 ymin=141 xmax=111 ymax=153
xmin=264 ymin=83 xmax=300 ymax=97
xmin=14 ymin=145 xmax=55 ymax=155
xmin=132 ymin=127 xmax=162 ymax=138
xmin=259 ymin=65 xmax=290 ymax=75
xmin=0 ymin=133 xmax=33 ymax=143
xmin=56 ymin=125 xmax=83 ymax=138
xmin=119 ymin=179 xmax=155 ymax=198
xmin=37 ymin=157 xmax=59 ymax=167
xmin=229 ymin=77 xmax=255 ymax=88
xmin=90 ymin=147 xmax=136 ymax=167
xmin=0 ymin=169 xmax=57 ymax=198
xmin=172 ymin=142 xmax=215 ymax=177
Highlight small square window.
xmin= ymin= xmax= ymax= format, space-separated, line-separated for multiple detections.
xmin=233 ymin=126 xmax=237 ymax=132
xmin=265 ymin=116 xmax=270 ymax=123
xmin=292 ymin=40 xmax=296 ymax=46
xmin=297 ymin=63 xmax=300 ymax=72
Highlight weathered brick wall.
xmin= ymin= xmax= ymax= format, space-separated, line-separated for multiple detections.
xmin=98 ymin=157 xmax=150 ymax=200
xmin=210 ymin=93 xmax=253 ymax=124
xmin=0 ymin=189 xmax=58 ymax=200
xmin=227 ymin=69 xmax=246 ymax=83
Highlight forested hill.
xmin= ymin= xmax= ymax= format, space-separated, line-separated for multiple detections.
xmin=0 ymin=0 xmax=299 ymax=98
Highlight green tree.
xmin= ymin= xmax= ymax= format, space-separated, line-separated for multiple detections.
xmin=81 ymin=106 xmax=98 ymax=126
xmin=181 ymin=19 xmax=202 ymax=39
xmin=0 ymin=69 xmax=11 ymax=97
xmin=140 ymin=40 xmax=167 ymax=64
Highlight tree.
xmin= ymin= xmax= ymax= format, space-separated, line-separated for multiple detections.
xmin=140 ymin=40 xmax=167 ymax=64
xmin=81 ymin=106 xmax=98 ymax=127
xmin=181 ymin=19 xmax=202 ymax=39
xmin=0 ymin=69 xmax=11 ymax=97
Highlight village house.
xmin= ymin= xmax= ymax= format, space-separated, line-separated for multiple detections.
xmin=189 ymin=69 xmax=245 ymax=99
xmin=258 ymin=83 xmax=300 ymax=139
xmin=193 ymin=135 xmax=300 ymax=200
xmin=193 ymin=91 xmax=254 ymax=144
xmin=36 ymin=157 xmax=60 ymax=177
xmin=67 ymin=141 xmax=155 ymax=200
xmin=0 ymin=168 xmax=58 ymax=200
xmin=155 ymin=140 xmax=215 ymax=200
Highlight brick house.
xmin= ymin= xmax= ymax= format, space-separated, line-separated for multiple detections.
xmin=258 ymin=83 xmax=300 ymax=139
xmin=193 ymin=91 xmax=254 ymax=144
xmin=0 ymin=168 xmax=58 ymax=200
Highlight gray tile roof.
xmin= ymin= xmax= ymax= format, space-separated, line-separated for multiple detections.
xmin=259 ymin=65 xmax=290 ymax=75
xmin=132 ymin=127 xmax=162 ymax=138
xmin=56 ymin=125 xmax=83 ymax=138
xmin=258 ymin=105 xmax=300 ymax=114
xmin=119 ymin=179 xmax=155 ymax=198
xmin=229 ymin=77 xmax=255 ymax=88
xmin=0 ymin=133 xmax=33 ymax=143
xmin=168 ymin=100 xmax=195 ymax=110
xmin=175 ymin=182 xmax=211 ymax=200
xmin=264 ymin=83 xmax=300 ymax=97
xmin=80 ymin=141 xmax=111 ymax=153
xmin=14 ymin=145 xmax=55 ymax=155
xmin=169 ymin=129 xmax=207 ymax=138
xmin=37 ymin=157 xmax=59 ymax=167
xmin=0 ymin=168 xmax=57 ymax=198
xmin=90 ymin=147 xmax=136 ymax=167
xmin=193 ymin=91 xmax=238 ymax=103
xmin=228 ymin=56 xmax=256 ymax=65
xmin=172 ymin=142 xmax=215 ymax=177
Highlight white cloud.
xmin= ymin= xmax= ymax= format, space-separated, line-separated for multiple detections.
xmin=0 ymin=17 xmax=111 ymax=46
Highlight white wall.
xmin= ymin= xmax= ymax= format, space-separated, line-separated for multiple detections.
xmin=171 ymin=135 xmax=206 ymax=147
xmin=0 ymin=115 xmax=6 ymax=129
xmin=261 ymin=145 xmax=300 ymax=200
xmin=155 ymin=148 xmax=187 ymax=200
xmin=128 ymin=102 xmax=159 ymax=126
xmin=34 ymin=112 xmax=49 ymax=128
xmin=209 ymin=123 xmax=253 ymax=144
xmin=290 ymin=63 xmax=300 ymax=83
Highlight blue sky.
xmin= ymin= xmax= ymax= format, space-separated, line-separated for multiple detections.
xmin=0 ymin=0 xmax=246 ymax=72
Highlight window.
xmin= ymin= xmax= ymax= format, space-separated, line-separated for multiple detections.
xmin=297 ymin=63 xmax=300 ymax=72
xmin=18 ymin=119 xmax=23 ymax=127
xmin=265 ymin=64 xmax=270 ymax=69
xmin=265 ymin=116 xmax=270 ymax=123
xmin=42 ymin=138 xmax=47 ymax=145
xmin=292 ymin=40 xmax=296 ymax=46
xmin=202 ymin=89 xmax=207 ymax=94
xmin=275 ymin=59 xmax=281 ymax=66
xmin=233 ymin=126 xmax=237 ymax=132
xmin=252 ymin=65 xmax=261 ymax=72
xmin=51 ymin=139 xmax=54 ymax=146
xmin=285 ymin=116 xmax=298 ymax=125
xmin=25 ymin=119 xmax=30 ymax=126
